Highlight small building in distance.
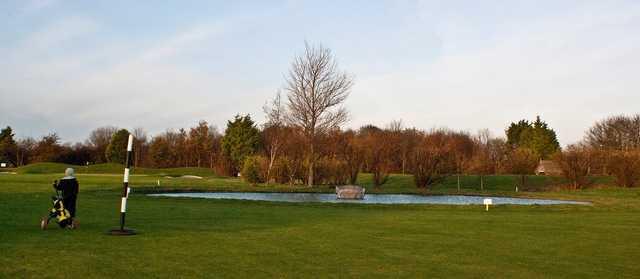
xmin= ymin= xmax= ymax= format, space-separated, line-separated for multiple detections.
xmin=535 ymin=160 xmax=562 ymax=176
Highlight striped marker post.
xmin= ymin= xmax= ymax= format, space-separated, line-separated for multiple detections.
xmin=109 ymin=134 xmax=136 ymax=235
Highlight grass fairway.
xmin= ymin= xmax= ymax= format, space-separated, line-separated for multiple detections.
xmin=1 ymin=173 xmax=639 ymax=278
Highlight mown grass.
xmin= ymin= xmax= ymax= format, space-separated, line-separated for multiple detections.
xmin=0 ymin=170 xmax=639 ymax=278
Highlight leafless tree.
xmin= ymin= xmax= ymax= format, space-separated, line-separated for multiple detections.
xmin=263 ymin=91 xmax=286 ymax=183
xmin=87 ymin=126 xmax=118 ymax=163
xmin=285 ymin=42 xmax=354 ymax=186
xmin=585 ymin=114 xmax=640 ymax=151
xmin=410 ymin=130 xmax=456 ymax=189
xmin=207 ymin=125 xmax=222 ymax=169
xmin=469 ymin=129 xmax=507 ymax=189
xmin=16 ymin=137 xmax=37 ymax=166
xmin=505 ymin=147 xmax=539 ymax=189
xmin=450 ymin=131 xmax=475 ymax=191
xmin=386 ymin=119 xmax=404 ymax=132
xmin=554 ymin=144 xmax=593 ymax=189
xmin=132 ymin=127 xmax=148 ymax=168
xmin=359 ymin=126 xmax=394 ymax=187
xmin=608 ymin=150 xmax=640 ymax=187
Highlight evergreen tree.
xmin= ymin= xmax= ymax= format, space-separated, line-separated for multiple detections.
xmin=506 ymin=120 xmax=530 ymax=148
xmin=105 ymin=129 xmax=130 ymax=164
xmin=221 ymin=115 xmax=261 ymax=174
xmin=505 ymin=116 xmax=560 ymax=159
xmin=0 ymin=126 xmax=18 ymax=165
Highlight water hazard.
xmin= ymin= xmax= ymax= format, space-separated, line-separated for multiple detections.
xmin=149 ymin=192 xmax=590 ymax=205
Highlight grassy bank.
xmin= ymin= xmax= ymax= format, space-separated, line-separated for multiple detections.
xmin=13 ymin=162 xmax=220 ymax=177
xmin=1 ymin=172 xmax=638 ymax=278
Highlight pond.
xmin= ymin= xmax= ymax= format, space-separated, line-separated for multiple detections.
xmin=148 ymin=192 xmax=590 ymax=205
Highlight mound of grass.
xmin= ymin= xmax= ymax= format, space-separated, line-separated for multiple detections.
xmin=134 ymin=167 xmax=220 ymax=178
xmin=15 ymin=162 xmax=74 ymax=174
xmin=85 ymin=163 xmax=125 ymax=174
xmin=15 ymin=162 xmax=221 ymax=178
xmin=17 ymin=162 xmax=126 ymax=175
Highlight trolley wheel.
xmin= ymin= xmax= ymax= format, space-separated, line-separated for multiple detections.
xmin=40 ymin=217 xmax=48 ymax=230
xmin=71 ymin=219 xmax=79 ymax=229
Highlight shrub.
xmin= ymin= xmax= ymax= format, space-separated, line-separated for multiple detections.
xmin=554 ymin=145 xmax=593 ymax=189
xmin=213 ymin=156 xmax=236 ymax=177
xmin=410 ymin=132 xmax=455 ymax=189
xmin=358 ymin=127 xmax=393 ymax=187
xmin=272 ymin=157 xmax=300 ymax=185
xmin=241 ymin=156 xmax=267 ymax=184
xmin=504 ymin=147 xmax=538 ymax=189
xmin=608 ymin=150 xmax=640 ymax=187
xmin=468 ymin=151 xmax=493 ymax=190
xmin=314 ymin=157 xmax=349 ymax=185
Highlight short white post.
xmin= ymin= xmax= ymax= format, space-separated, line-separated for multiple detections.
xmin=483 ymin=198 xmax=493 ymax=211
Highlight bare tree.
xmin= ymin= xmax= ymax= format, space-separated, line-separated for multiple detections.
xmin=585 ymin=114 xmax=640 ymax=151
xmin=554 ymin=144 xmax=593 ymax=189
xmin=450 ymin=131 xmax=475 ymax=191
xmin=359 ymin=126 xmax=394 ymax=187
xmin=386 ymin=119 xmax=404 ymax=132
xmin=469 ymin=129 xmax=507 ymax=190
xmin=263 ymin=92 xmax=286 ymax=183
xmin=87 ymin=126 xmax=118 ymax=163
xmin=337 ymin=130 xmax=362 ymax=185
xmin=608 ymin=150 xmax=640 ymax=187
xmin=207 ymin=125 xmax=221 ymax=169
xmin=16 ymin=137 xmax=37 ymax=166
xmin=505 ymin=147 xmax=539 ymax=189
xmin=132 ymin=127 xmax=148 ymax=168
xmin=285 ymin=42 xmax=354 ymax=187
xmin=410 ymin=130 xmax=456 ymax=189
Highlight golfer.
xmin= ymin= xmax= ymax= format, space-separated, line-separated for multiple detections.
xmin=54 ymin=168 xmax=79 ymax=228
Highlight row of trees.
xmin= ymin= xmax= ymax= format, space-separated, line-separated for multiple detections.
xmin=552 ymin=114 xmax=640 ymax=189
xmin=0 ymin=122 xmax=222 ymax=170
xmin=2 ymin=112 xmax=638 ymax=189
xmin=237 ymin=117 xmax=546 ymax=189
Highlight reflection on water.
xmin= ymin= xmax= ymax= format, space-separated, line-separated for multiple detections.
xmin=148 ymin=192 xmax=590 ymax=205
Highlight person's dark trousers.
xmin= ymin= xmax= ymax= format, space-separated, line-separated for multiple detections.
xmin=64 ymin=195 xmax=77 ymax=218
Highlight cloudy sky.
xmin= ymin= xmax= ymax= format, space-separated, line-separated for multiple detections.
xmin=1 ymin=0 xmax=639 ymax=145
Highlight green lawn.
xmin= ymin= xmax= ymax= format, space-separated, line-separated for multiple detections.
xmin=1 ymin=171 xmax=639 ymax=278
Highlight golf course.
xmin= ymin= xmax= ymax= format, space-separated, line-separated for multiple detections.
xmin=1 ymin=163 xmax=638 ymax=278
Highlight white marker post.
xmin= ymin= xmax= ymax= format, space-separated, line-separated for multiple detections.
xmin=109 ymin=134 xmax=136 ymax=235
xmin=483 ymin=198 xmax=493 ymax=211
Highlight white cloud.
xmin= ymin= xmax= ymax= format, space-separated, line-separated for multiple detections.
xmin=1 ymin=16 xmax=273 ymax=142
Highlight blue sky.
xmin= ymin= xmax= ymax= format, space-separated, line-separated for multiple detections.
xmin=1 ymin=0 xmax=639 ymax=145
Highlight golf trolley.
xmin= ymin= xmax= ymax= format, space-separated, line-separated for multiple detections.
xmin=40 ymin=180 xmax=77 ymax=230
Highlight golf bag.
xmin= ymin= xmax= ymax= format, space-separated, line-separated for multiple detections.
xmin=40 ymin=180 xmax=74 ymax=229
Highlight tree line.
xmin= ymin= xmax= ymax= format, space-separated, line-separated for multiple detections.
xmin=2 ymin=112 xmax=637 ymax=189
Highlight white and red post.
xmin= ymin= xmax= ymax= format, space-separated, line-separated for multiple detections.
xmin=114 ymin=134 xmax=135 ymax=234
